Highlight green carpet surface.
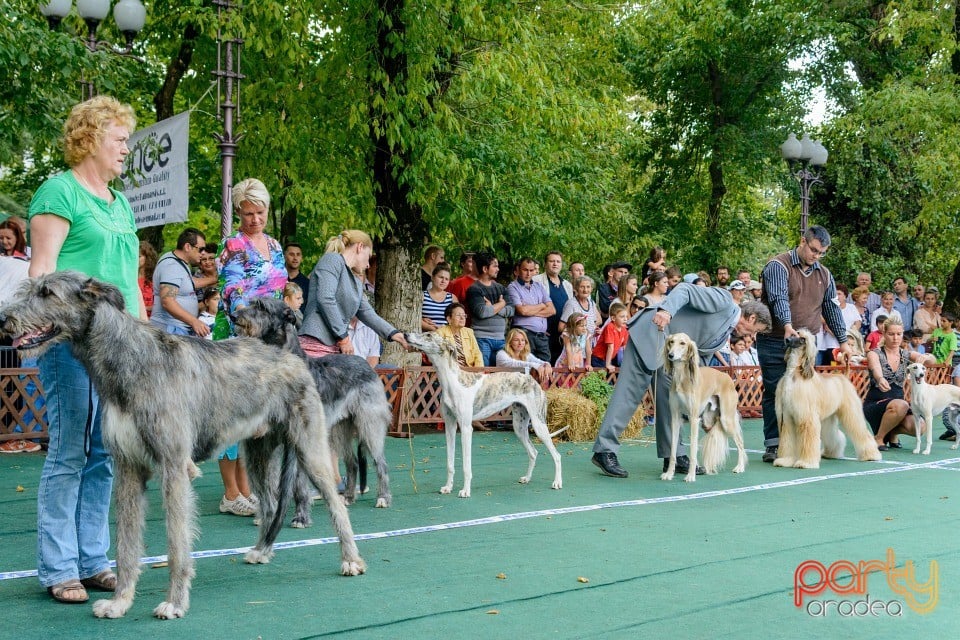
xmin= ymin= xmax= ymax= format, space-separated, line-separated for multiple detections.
xmin=0 ymin=421 xmax=956 ymax=639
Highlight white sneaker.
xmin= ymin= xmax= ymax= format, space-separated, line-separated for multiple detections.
xmin=0 ymin=439 xmax=42 ymax=453
xmin=246 ymin=494 xmax=260 ymax=508
xmin=219 ymin=494 xmax=256 ymax=516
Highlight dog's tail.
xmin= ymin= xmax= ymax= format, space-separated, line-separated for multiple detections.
xmin=264 ymin=444 xmax=298 ymax=546
xmin=700 ymin=420 xmax=729 ymax=474
xmin=836 ymin=380 xmax=878 ymax=460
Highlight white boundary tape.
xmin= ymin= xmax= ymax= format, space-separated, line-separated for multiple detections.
xmin=2 ymin=456 xmax=957 ymax=582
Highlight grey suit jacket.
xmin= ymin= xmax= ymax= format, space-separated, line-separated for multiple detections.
xmin=299 ymin=252 xmax=399 ymax=344
xmin=628 ymin=283 xmax=740 ymax=370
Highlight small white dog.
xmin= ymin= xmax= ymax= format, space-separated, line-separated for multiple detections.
xmin=405 ymin=331 xmax=562 ymax=497
xmin=662 ymin=332 xmax=747 ymax=482
xmin=907 ymin=362 xmax=960 ymax=454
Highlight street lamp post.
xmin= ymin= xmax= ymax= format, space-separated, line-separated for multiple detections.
xmin=212 ymin=0 xmax=245 ymax=240
xmin=40 ymin=0 xmax=146 ymax=100
xmin=780 ymin=133 xmax=828 ymax=236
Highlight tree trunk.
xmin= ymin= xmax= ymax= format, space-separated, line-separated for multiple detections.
xmin=706 ymin=60 xmax=726 ymax=237
xmin=375 ymin=236 xmax=421 ymax=366
xmin=944 ymin=251 xmax=960 ymax=316
xmin=370 ymin=0 xmax=426 ymax=366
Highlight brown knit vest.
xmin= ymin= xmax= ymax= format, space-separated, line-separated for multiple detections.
xmin=762 ymin=251 xmax=833 ymax=339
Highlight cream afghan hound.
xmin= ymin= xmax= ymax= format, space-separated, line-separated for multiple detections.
xmin=774 ymin=329 xmax=882 ymax=469
xmin=662 ymin=333 xmax=747 ymax=482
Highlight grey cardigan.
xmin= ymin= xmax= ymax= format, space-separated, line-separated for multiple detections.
xmin=299 ymin=252 xmax=400 ymax=344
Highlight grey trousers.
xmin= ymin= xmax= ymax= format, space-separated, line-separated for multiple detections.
xmin=592 ymin=337 xmax=687 ymax=459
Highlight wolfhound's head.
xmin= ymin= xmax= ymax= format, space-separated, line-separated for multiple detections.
xmin=663 ymin=332 xmax=699 ymax=379
xmin=234 ymin=297 xmax=302 ymax=353
xmin=0 ymin=271 xmax=125 ymax=358
xmin=405 ymin=331 xmax=456 ymax=362
xmin=783 ymin=329 xmax=818 ymax=379
xmin=907 ymin=361 xmax=926 ymax=385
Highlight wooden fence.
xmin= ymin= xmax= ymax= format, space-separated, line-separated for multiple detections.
xmin=1 ymin=359 xmax=951 ymax=442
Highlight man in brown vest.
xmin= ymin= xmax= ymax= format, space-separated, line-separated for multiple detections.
xmin=758 ymin=225 xmax=852 ymax=462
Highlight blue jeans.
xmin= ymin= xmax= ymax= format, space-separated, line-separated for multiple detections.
xmin=36 ymin=342 xmax=113 ymax=587
xmin=476 ymin=338 xmax=506 ymax=367
xmin=152 ymin=321 xmax=191 ymax=336
xmin=17 ymin=356 xmax=44 ymax=435
xmin=757 ymin=334 xmax=787 ymax=447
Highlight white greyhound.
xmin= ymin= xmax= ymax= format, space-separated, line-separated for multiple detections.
xmin=907 ymin=362 xmax=960 ymax=454
xmin=405 ymin=331 xmax=562 ymax=498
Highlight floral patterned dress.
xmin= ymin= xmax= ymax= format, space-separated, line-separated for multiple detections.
xmin=212 ymin=231 xmax=287 ymax=338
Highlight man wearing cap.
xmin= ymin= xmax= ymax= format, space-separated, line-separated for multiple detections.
xmin=728 ymin=279 xmax=745 ymax=304
xmin=598 ymin=261 xmax=631 ymax=318
xmin=758 ymin=225 xmax=852 ymax=463
xmin=591 ymin=283 xmax=772 ymax=478
xmin=745 ymin=280 xmax=763 ymax=300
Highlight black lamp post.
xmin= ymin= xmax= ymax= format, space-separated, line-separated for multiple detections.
xmin=40 ymin=0 xmax=146 ymax=100
xmin=212 ymin=0 xmax=245 ymax=240
xmin=780 ymin=133 xmax=828 ymax=235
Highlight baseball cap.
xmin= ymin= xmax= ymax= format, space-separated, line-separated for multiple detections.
xmin=746 ymin=281 xmax=762 ymax=291
xmin=728 ymin=280 xmax=745 ymax=291
xmin=683 ymin=273 xmax=699 ymax=284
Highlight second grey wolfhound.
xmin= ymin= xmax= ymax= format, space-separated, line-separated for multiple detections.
xmin=0 ymin=272 xmax=365 ymax=620
xmin=234 ymin=297 xmax=392 ymax=511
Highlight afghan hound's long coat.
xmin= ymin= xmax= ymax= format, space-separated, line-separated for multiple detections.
xmin=662 ymin=332 xmax=747 ymax=482
xmin=774 ymin=329 xmax=881 ymax=469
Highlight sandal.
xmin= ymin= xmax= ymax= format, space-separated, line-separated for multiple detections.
xmin=81 ymin=569 xmax=117 ymax=592
xmin=47 ymin=579 xmax=89 ymax=604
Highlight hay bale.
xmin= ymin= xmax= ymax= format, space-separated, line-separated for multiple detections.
xmin=545 ymin=388 xmax=597 ymax=441
xmin=545 ymin=387 xmax=652 ymax=443
xmin=621 ymin=406 xmax=651 ymax=443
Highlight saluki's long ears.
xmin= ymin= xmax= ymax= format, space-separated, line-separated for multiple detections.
xmin=681 ymin=337 xmax=699 ymax=383
xmin=800 ymin=331 xmax=817 ymax=380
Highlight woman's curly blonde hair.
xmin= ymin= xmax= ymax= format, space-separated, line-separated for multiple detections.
xmin=63 ymin=96 xmax=136 ymax=167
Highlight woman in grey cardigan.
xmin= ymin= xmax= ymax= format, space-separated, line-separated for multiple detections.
xmin=299 ymin=229 xmax=409 ymax=357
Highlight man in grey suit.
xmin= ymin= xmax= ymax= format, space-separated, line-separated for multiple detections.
xmin=591 ymin=283 xmax=772 ymax=478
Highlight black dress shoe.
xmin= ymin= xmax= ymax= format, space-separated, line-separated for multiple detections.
xmin=663 ymin=455 xmax=705 ymax=475
xmin=939 ymin=431 xmax=957 ymax=441
xmin=592 ymin=452 xmax=628 ymax=478
xmin=762 ymin=446 xmax=778 ymax=463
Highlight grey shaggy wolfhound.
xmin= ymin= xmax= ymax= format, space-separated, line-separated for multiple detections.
xmin=0 ymin=272 xmax=365 ymax=620
xmin=234 ymin=297 xmax=392 ymax=512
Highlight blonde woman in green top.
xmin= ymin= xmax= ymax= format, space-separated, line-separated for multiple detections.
xmin=27 ymin=96 xmax=141 ymax=605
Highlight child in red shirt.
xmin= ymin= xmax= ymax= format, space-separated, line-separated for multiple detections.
xmin=592 ymin=302 xmax=630 ymax=372
xmin=865 ymin=314 xmax=887 ymax=351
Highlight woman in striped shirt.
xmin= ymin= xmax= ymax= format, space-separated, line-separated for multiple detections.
xmin=422 ymin=263 xmax=458 ymax=331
